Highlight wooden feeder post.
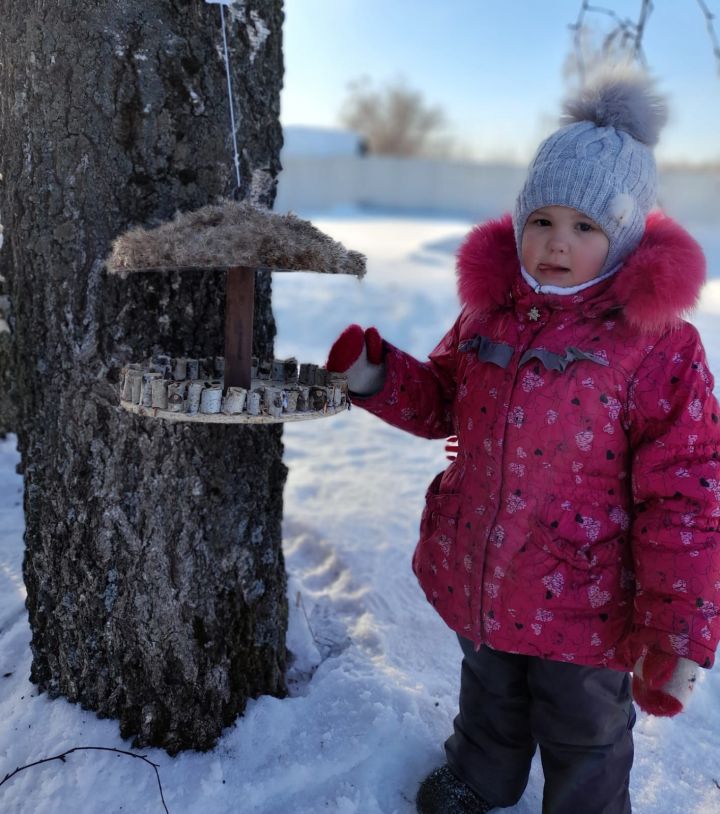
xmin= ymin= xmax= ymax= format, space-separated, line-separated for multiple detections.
xmin=224 ymin=266 xmax=255 ymax=391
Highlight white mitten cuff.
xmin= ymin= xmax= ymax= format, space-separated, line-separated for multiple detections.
xmin=634 ymin=654 xmax=698 ymax=708
xmin=345 ymin=343 xmax=385 ymax=396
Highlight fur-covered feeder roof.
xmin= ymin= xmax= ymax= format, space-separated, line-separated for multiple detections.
xmin=106 ymin=200 xmax=366 ymax=277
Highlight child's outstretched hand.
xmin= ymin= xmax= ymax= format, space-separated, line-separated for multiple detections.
xmin=632 ymin=651 xmax=698 ymax=716
xmin=445 ymin=436 xmax=459 ymax=461
xmin=327 ymin=324 xmax=385 ymax=395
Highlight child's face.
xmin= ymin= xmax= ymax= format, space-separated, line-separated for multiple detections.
xmin=520 ymin=205 xmax=609 ymax=288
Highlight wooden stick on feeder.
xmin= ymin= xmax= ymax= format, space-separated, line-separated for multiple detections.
xmin=224 ymin=266 xmax=255 ymax=391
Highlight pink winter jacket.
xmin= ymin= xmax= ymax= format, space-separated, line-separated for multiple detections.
xmin=356 ymin=213 xmax=720 ymax=672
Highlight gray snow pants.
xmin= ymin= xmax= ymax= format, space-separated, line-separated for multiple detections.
xmin=445 ymin=637 xmax=635 ymax=814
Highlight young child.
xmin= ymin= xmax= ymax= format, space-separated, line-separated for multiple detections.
xmin=327 ymin=65 xmax=720 ymax=814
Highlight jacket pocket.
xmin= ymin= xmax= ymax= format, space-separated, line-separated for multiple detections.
xmin=502 ymin=506 xmax=633 ymax=660
xmin=412 ymin=473 xmax=466 ymax=609
xmin=418 ymin=473 xmax=461 ymax=542
xmin=527 ymin=516 xmax=622 ymax=573
xmin=520 ymin=515 xmax=628 ymax=620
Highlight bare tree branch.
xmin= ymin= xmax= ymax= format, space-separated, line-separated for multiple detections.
xmin=568 ymin=0 xmax=654 ymax=84
xmin=0 ymin=747 xmax=170 ymax=813
xmin=696 ymin=0 xmax=720 ymax=74
xmin=571 ymin=0 xmax=720 ymax=82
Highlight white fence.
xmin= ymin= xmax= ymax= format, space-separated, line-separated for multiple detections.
xmin=276 ymin=155 xmax=720 ymax=226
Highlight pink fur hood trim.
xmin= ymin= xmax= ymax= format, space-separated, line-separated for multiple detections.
xmin=457 ymin=212 xmax=707 ymax=333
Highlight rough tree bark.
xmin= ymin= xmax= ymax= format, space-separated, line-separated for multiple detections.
xmin=0 ymin=0 xmax=288 ymax=753
xmin=0 ymin=274 xmax=12 ymax=437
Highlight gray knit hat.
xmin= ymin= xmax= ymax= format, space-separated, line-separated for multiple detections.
xmin=513 ymin=64 xmax=669 ymax=275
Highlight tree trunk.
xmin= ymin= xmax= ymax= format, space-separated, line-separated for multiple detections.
xmin=0 ymin=273 xmax=13 ymax=437
xmin=0 ymin=0 xmax=288 ymax=753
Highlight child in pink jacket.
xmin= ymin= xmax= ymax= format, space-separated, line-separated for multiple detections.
xmin=328 ymin=66 xmax=720 ymax=814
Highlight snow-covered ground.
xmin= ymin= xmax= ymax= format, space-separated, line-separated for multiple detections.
xmin=1 ymin=209 xmax=719 ymax=813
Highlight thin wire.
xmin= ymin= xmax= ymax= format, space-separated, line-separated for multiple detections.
xmin=219 ymin=4 xmax=242 ymax=192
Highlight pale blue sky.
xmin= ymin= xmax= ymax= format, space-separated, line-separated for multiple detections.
xmin=281 ymin=0 xmax=720 ymax=165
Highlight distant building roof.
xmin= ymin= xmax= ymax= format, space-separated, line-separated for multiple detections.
xmin=282 ymin=126 xmax=367 ymax=158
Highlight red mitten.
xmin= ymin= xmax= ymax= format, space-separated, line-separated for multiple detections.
xmin=327 ymin=325 xmax=385 ymax=395
xmin=364 ymin=327 xmax=383 ymax=365
xmin=632 ymin=651 xmax=698 ymax=717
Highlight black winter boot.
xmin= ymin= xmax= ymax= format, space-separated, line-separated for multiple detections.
xmin=416 ymin=765 xmax=495 ymax=814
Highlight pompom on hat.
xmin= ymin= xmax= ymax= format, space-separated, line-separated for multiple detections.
xmin=513 ymin=63 xmax=669 ymax=276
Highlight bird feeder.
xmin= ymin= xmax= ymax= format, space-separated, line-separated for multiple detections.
xmin=107 ymin=200 xmax=366 ymax=424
